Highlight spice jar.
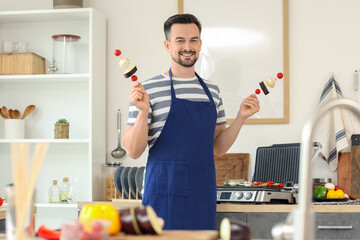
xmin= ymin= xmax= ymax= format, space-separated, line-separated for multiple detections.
xmin=105 ymin=164 xmax=121 ymax=201
xmin=51 ymin=34 xmax=81 ymax=74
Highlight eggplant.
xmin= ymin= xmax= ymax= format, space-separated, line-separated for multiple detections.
xmin=220 ymin=218 xmax=251 ymax=240
xmin=134 ymin=206 xmax=164 ymax=235
xmin=119 ymin=207 xmax=142 ymax=235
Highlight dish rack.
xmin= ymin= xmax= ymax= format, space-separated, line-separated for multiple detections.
xmin=112 ymin=166 xmax=145 ymax=201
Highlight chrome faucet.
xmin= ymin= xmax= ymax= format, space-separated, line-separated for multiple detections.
xmin=272 ymin=98 xmax=360 ymax=240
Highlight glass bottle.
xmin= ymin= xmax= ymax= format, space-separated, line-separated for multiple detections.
xmin=48 ymin=180 xmax=61 ymax=203
xmin=60 ymin=177 xmax=71 ymax=203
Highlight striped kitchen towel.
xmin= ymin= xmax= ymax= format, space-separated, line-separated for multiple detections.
xmin=312 ymin=76 xmax=354 ymax=171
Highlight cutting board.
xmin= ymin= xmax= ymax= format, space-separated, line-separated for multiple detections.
xmin=0 ymin=231 xmax=219 ymax=240
xmin=214 ymin=153 xmax=249 ymax=186
xmin=112 ymin=231 xmax=218 ymax=240
xmin=338 ymin=134 xmax=360 ymax=198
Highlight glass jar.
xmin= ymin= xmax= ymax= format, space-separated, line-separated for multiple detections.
xmin=105 ymin=164 xmax=121 ymax=201
xmin=51 ymin=34 xmax=81 ymax=74
xmin=60 ymin=177 xmax=71 ymax=203
xmin=49 ymin=180 xmax=61 ymax=203
xmin=312 ymin=178 xmax=332 ymax=192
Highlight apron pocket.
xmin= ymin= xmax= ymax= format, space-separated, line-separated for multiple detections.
xmin=156 ymin=160 xmax=189 ymax=197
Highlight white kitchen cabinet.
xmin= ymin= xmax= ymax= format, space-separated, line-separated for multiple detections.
xmin=0 ymin=8 xmax=106 ymax=226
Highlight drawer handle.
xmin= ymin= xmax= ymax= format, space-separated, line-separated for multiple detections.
xmin=318 ymin=226 xmax=353 ymax=230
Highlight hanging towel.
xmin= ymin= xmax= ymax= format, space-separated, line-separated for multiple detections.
xmin=312 ymin=76 xmax=354 ymax=171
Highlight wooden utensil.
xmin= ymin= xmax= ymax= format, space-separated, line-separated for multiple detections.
xmin=13 ymin=109 xmax=21 ymax=119
xmin=0 ymin=109 xmax=8 ymax=119
xmin=1 ymin=106 xmax=9 ymax=119
xmin=8 ymin=109 xmax=14 ymax=119
xmin=21 ymin=105 xmax=36 ymax=119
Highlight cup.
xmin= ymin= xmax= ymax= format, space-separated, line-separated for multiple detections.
xmin=4 ymin=119 xmax=25 ymax=139
xmin=6 ymin=187 xmax=35 ymax=240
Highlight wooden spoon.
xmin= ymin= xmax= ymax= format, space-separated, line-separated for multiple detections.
xmin=13 ymin=109 xmax=21 ymax=119
xmin=8 ymin=109 xmax=14 ymax=119
xmin=0 ymin=109 xmax=7 ymax=119
xmin=21 ymin=105 xmax=36 ymax=119
xmin=1 ymin=106 xmax=9 ymax=118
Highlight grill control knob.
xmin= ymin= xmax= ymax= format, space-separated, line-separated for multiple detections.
xmin=234 ymin=191 xmax=243 ymax=200
xmin=244 ymin=192 xmax=253 ymax=200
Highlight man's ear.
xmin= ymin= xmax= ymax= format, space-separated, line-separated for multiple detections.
xmin=164 ymin=40 xmax=171 ymax=53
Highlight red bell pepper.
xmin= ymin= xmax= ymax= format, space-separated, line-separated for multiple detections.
xmin=0 ymin=197 xmax=3 ymax=206
xmin=37 ymin=225 xmax=61 ymax=240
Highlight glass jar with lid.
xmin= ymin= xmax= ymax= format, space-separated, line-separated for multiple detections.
xmin=50 ymin=34 xmax=81 ymax=74
xmin=105 ymin=163 xmax=121 ymax=201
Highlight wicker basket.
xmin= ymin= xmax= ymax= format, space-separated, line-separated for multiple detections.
xmin=54 ymin=123 xmax=69 ymax=139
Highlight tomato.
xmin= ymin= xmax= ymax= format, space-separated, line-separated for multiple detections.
xmin=79 ymin=203 xmax=121 ymax=235
xmin=0 ymin=197 xmax=3 ymax=206
xmin=334 ymin=185 xmax=343 ymax=191
xmin=114 ymin=49 xmax=121 ymax=56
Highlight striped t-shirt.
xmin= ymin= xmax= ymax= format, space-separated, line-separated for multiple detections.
xmin=127 ymin=73 xmax=227 ymax=149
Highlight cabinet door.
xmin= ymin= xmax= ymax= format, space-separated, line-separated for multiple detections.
xmin=216 ymin=212 xmax=246 ymax=231
xmin=315 ymin=213 xmax=360 ymax=239
xmin=246 ymin=212 xmax=288 ymax=239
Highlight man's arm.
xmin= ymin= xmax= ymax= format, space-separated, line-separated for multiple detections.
xmin=213 ymin=94 xmax=260 ymax=156
xmin=122 ymin=82 xmax=150 ymax=159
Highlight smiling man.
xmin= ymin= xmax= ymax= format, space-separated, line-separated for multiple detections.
xmin=122 ymin=14 xmax=260 ymax=230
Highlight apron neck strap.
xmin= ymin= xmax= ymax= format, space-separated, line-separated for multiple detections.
xmin=169 ymin=68 xmax=215 ymax=104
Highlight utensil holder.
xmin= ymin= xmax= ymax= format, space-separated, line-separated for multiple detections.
xmin=6 ymin=187 xmax=35 ymax=240
xmin=54 ymin=123 xmax=69 ymax=139
xmin=4 ymin=119 xmax=25 ymax=139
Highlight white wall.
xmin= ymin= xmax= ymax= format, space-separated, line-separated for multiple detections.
xmin=2 ymin=0 xmax=360 ymax=184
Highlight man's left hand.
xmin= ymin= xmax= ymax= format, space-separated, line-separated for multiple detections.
xmin=238 ymin=94 xmax=260 ymax=120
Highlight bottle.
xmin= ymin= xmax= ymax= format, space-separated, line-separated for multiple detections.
xmin=60 ymin=177 xmax=71 ymax=203
xmin=48 ymin=180 xmax=61 ymax=203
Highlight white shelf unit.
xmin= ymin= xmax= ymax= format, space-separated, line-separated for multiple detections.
xmin=0 ymin=8 xmax=106 ymax=211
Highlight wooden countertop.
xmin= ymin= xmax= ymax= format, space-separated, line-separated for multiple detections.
xmin=0 ymin=206 xmax=5 ymax=220
xmin=217 ymin=203 xmax=360 ymax=212
xmin=78 ymin=201 xmax=360 ymax=213
xmin=0 ymin=231 xmax=218 ymax=240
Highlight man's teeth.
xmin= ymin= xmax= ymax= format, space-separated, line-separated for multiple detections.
xmin=181 ymin=53 xmax=193 ymax=57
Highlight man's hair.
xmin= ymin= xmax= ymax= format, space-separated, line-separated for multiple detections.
xmin=164 ymin=14 xmax=202 ymax=40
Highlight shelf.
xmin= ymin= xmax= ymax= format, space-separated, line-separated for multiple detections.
xmin=0 ymin=139 xmax=89 ymax=143
xmin=0 ymin=8 xmax=91 ymax=23
xmin=35 ymin=203 xmax=78 ymax=208
xmin=0 ymin=74 xmax=89 ymax=83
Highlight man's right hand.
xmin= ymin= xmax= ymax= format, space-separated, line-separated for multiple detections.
xmin=129 ymin=82 xmax=149 ymax=112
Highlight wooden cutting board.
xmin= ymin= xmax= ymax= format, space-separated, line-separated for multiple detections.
xmin=0 ymin=231 xmax=219 ymax=240
xmin=338 ymin=134 xmax=360 ymax=198
xmin=112 ymin=231 xmax=218 ymax=240
xmin=214 ymin=153 xmax=249 ymax=186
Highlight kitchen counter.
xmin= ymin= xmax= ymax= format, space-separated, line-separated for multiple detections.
xmin=78 ymin=200 xmax=360 ymax=213
xmin=0 ymin=231 xmax=218 ymax=240
xmin=217 ymin=203 xmax=360 ymax=212
xmin=0 ymin=207 xmax=5 ymax=220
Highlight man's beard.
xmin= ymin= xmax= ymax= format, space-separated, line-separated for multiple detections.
xmin=171 ymin=51 xmax=198 ymax=67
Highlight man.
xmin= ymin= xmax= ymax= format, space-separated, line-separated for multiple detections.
xmin=122 ymin=14 xmax=260 ymax=230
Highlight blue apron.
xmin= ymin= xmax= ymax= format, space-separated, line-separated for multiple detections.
xmin=142 ymin=68 xmax=217 ymax=230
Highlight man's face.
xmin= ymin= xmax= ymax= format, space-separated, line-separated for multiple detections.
xmin=164 ymin=23 xmax=202 ymax=68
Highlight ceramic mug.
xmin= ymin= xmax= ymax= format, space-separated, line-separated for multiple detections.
xmin=4 ymin=119 xmax=25 ymax=139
